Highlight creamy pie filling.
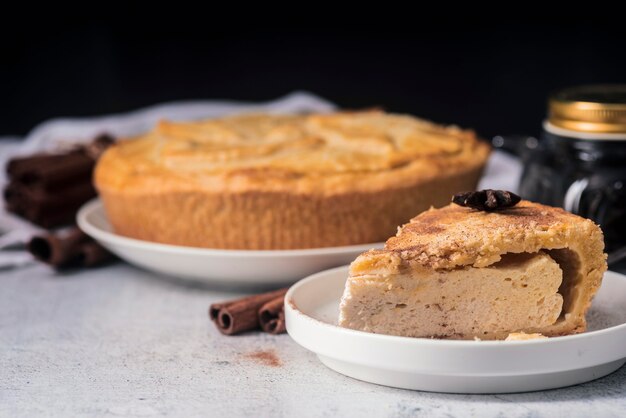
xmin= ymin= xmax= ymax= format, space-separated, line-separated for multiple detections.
xmin=339 ymin=250 xmax=579 ymax=339
xmin=546 ymin=248 xmax=582 ymax=321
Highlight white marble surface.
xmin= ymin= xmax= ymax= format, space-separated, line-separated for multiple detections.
xmin=2 ymin=262 xmax=626 ymax=418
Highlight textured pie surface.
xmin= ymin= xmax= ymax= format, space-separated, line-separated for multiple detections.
xmin=95 ymin=111 xmax=489 ymax=194
xmin=340 ymin=201 xmax=607 ymax=339
xmin=94 ymin=111 xmax=490 ymax=249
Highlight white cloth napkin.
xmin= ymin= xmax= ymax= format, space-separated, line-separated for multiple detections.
xmin=0 ymin=91 xmax=520 ymax=269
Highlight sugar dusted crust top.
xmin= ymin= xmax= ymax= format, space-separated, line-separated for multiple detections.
xmin=95 ymin=111 xmax=490 ymax=195
xmin=351 ymin=201 xmax=606 ymax=273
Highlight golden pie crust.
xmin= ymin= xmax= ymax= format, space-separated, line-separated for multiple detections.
xmin=344 ymin=201 xmax=608 ymax=339
xmin=94 ymin=111 xmax=490 ymax=249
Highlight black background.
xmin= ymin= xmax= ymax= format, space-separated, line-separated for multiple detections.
xmin=3 ymin=19 xmax=625 ymax=139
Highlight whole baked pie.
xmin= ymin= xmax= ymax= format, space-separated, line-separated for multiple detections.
xmin=95 ymin=111 xmax=490 ymax=249
xmin=339 ymin=198 xmax=607 ymax=339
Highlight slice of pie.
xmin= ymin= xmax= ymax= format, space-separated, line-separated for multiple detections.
xmin=338 ymin=197 xmax=607 ymax=340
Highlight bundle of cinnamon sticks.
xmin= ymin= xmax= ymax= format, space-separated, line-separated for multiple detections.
xmin=4 ymin=135 xmax=117 ymax=269
xmin=210 ymin=288 xmax=288 ymax=335
xmin=4 ymin=134 xmax=114 ymax=228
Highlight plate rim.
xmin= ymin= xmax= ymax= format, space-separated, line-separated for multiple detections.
xmin=77 ymin=199 xmax=384 ymax=258
xmin=286 ymin=265 xmax=626 ymax=347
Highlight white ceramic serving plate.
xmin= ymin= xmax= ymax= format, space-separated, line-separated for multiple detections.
xmin=77 ymin=200 xmax=383 ymax=287
xmin=285 ymin=266 xmax=626 ymax=393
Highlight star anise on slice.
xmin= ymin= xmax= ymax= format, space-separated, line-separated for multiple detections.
xmin=452 ymin=189 xmax=521 ymax=211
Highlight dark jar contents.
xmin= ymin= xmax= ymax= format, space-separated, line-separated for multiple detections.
xmin=519 ymin=85 xmax=626 ymax=253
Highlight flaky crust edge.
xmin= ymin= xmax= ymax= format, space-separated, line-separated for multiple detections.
xmin=96 ymin=164 xmax=486 ymax=250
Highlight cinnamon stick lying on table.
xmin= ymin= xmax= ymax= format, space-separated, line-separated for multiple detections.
xmin=209 ymin=288 xmax=288 ymax=335
xmin=259 ymin=297 xmax=286 ymax=334
xmin=28 ymin=226 xmax=114 ymax=269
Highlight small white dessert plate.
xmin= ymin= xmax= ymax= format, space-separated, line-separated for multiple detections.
xmin=77 ymin=200 xmax=382 ymax=287
xmin=285 ymin=266 xmax=626 ymax=393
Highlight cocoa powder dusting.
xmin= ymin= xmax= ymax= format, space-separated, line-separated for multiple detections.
xmin=243 ymin=349 xmax=282 ymax=367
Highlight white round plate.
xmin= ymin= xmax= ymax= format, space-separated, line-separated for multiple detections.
xmin=77 ymin=200 xmax=382 ymax=287
xmin=285 ymin=266 xmax=626 ymax=393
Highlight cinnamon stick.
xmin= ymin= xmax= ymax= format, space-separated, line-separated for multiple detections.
xmin=7 ymin=153 xmax=60 ymax=178
xmin=28 ymin=227 xmax=114 ymax=269
xmin=10 ymin=150 xmax=95 ymax=191
xmin=7 ymin=134 xmax=114 ymax=190
xmin=18 ymin=206 xmax=82 ymax=229
xmin=259 ymin=296 xmax=286 ymax=334
xmin=5 ymin=181 xmax=96 ymax=208
xmin=4 ymin=182 xmax=97 ymax=228
xmin=29 ymin=228 xmax=90 ymax=267
xmin=209 ymin=288 xmax=288 ymax=335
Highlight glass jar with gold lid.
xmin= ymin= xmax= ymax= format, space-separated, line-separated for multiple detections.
xmin=519 ymin=84 xmax=626 ymax=253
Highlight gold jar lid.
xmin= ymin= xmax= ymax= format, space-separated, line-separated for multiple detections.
xmin=549 ymin=84 xmax=626 ymax=133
